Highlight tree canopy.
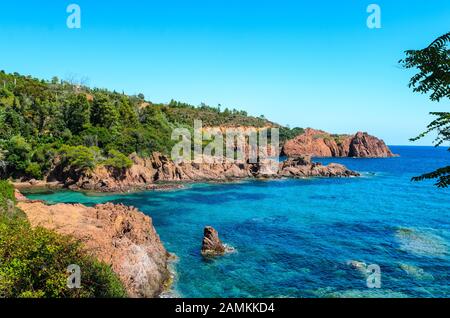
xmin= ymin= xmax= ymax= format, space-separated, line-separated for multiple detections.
xmin=401 ymin=32 xmax=450 ymax=188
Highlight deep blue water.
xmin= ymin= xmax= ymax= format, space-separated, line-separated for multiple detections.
xmin=27 ymin=146 xmax=450 ymax=298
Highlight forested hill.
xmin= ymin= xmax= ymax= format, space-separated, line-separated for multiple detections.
xmin=0 ymin=71 xmax=303 ymax=180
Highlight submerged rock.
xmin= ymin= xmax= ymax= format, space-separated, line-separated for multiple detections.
xmin=347 ymin=260 xmax=368 ymax=276
xmin=399 ymin=263 xmax=434 ymax=281
xmin=395 ymin=227 xmax=448 ymax=257
xmin=201 ymin=226 xmax=233 ymax=257
xmin=316 ymin=288 xmax=408 ymax=298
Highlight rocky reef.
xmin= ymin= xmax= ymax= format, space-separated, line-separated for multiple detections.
xmin=282 ymin=128 xmax=396 ymax=158
xmin=16 ymin=193 xmax=171 ymax=298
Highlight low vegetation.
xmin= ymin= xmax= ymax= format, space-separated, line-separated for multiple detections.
xmin=0 ymin=180 xmax=126 ymax=298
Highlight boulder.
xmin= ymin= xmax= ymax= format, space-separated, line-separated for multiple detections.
xmin=201 ymin=226 xmax=227 ymax=257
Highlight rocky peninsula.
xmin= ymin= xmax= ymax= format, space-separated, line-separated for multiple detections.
xmin=282 ymin=128 xmax=396 ymax=158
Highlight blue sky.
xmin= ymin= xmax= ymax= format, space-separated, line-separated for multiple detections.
xmin=1 ymin=1 xmax=449 ymax=145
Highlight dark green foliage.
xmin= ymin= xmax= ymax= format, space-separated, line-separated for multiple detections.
xmin=0 ymin=215 xmax=126 ymax=298
xmin=279 ymin=127 xmax=305 ymax=143
xmin=401 ymin=32 xmax=450 ymax=188
xmin=63 ymin=94 xmax=90 ymax=134
xmin=91 ymin=94 xmax=120 ymax=129
xmin=103 ymin=149 xmax=133 ymax=169
xmin=58 ymin=145 xmax=101 ymax=171
xmin=163 ymin=100 xmax=270 ymax=127
xmin=79 ymin=126 xmax=114 ymax=148
xmin=0 ymin=71 xmax=303 ymax=180
xmin=24 ymin=162 xmax=42 ymax=179
xmin=116 ymin=96 xmax=138 ymax=127
xmin=109 ymin=128 xmax=155 ymax=157
xmin=5 ymin=136 xmax=31 ymax=173
xmin=0 ymin=180 xmax=15 ymax=213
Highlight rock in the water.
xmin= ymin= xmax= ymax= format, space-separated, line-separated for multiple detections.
xmin=347 ymin=260 xmax=368 ymax=272
xmin=399 ymin=263 xmax=434 ymax=281
xmin=201 ymin=226 xmax=227 ymax=256
xmin=279 ymin=155 xmax=360 ymax=178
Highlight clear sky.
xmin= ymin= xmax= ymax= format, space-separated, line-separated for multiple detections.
xmin=1 ymin=0 xmax=449 ymax=145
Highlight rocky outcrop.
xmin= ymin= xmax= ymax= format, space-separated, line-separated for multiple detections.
xmin=66 ymin=152 xmax=359 ymax=192
xmin=282 ymin=128 xmax=396 ymax=158
xmin=71 ymin=153 xmax=255 ymax=192
xmin=279 ymin=156 xmax=359 ymax=178
xmin=348 ymin=131 xmax=395 ymax=157
xmin=16 ymin=194 xmax=171 ymax=298
xmin=201 ymin=226 xmax=231 ymax=257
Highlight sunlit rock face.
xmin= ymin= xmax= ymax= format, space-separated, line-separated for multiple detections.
xmin=283 ymin=128 xmax=396 ymax=158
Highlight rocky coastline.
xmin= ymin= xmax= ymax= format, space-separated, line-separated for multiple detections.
xmin=9 ymin=127 xmax=400 ymax=193
xmin=9 ymin=128 xmax=396 ymax=298
xmin=15 ymin=192 xmax=173 ymax=298
xmin=15 ymin=152 xmax=359 ymax=193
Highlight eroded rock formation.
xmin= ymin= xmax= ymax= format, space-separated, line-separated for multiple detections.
xmin=282 ymin=128 xmax=396 ymax=158
xmin=201 ymin=226 xmax=230 ymax=257
xmin=279 ymin=156 xmax=359 ymax=178
xmin=67 ymin=152 xmax=359 ymax=192
xmin=16 ymin=193 xmax=171 ymax=298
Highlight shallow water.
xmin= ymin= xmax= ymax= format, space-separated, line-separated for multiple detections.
xmin=28 ymin=146 xmax=450 ymax=298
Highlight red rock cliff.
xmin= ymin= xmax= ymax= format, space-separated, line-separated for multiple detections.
xmin=282 ymin=128 xmax=396 ymax=158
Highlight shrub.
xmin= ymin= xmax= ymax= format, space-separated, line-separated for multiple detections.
xmin=0 ymin=215 xmax=127 ymax=298
xmin=0 ymin=180 xmax=126 ymax=298
xmin=0 ymin=180 xmax=15 ymax=213
xmin=102 ymin=149 xmax=133 ymax=169
xmin=6 ymin=136 xmax=31 ymax=173
xmin=58 ymin=145 xmax=101 ymax=171
xmin=25 ymin=162 xmax=43 ymax=179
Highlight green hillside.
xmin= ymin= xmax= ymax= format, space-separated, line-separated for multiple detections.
xmin=0 ymin=71 xmax=302 ymax=180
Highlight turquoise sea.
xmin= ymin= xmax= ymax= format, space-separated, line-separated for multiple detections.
xmin=27 ymin=146 xmax=450 ymax=298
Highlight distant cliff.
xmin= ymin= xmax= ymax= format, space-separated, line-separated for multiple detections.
xmin=282 ymin=128 xmax=396 ymax=158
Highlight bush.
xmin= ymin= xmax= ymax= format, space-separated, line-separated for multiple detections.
xmin=0 ymin=180 xmax=15 ymax=213
xmin=6 ymin=136 xmax=31 ymax=173
xmin=59 ymin=145 xmax=101 ymax=171
xmin=0 ymin=215 xmax=127 ymax=298
xmin=102 ymin=149 xmax=133 ymax=169
xmin=25 ymin=162 xmax=43 ymax=179
xmin=0 ymin=180 xmax=126 ymax=298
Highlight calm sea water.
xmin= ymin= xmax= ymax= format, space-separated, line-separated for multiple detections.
xmin=27 ymin=146 xmax=450 ymax=298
